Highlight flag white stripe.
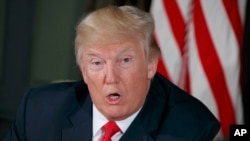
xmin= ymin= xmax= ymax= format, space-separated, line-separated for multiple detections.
xmin=151 ymin=0 xmax=245 ymax=139
xmin=151 ymin=0 xmax=183 ymax=83
xmin=188 ymin=20 xmax=219 ymax=119
xmin=189 ymin=21 xmax=223 ymax=140
xmin=200 ymin=0 xmax=243 ymax=124
xmin=238 ymin=0 xmax=247 ymax=25
xmin=176 ymin=0 xmax=191 ymax=22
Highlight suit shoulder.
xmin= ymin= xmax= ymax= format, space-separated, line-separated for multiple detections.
xmin=31 ymin=80 xmax=81 ymax=92
xmin=153 ymin=73 xmax=209 ymax=109
xmin=152 ymin=73 xmax=220 ymax=140
xmin=21 ymin=80 xmax=89 ymax=121
xmin=25 ymin=80 xmax=86 ymax=100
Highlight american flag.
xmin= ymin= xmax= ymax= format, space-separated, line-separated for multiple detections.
xmin=150 ymin=0 xmax=246 ymax=140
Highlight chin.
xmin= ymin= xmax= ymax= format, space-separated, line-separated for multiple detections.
xmin=105 ymin=110 xmax=127 ymax=121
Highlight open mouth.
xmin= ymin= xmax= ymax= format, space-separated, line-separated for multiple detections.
xmin=109 ymin=93 xmax=120 ymax=99
xmin=106 ymin=93 xmax=121 ymax=104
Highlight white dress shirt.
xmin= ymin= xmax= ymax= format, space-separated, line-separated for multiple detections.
xmin=92 ymin=104 xmax=141 ymax=141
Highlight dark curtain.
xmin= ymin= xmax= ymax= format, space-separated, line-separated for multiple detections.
xmin=242 ymin=0 xmax=250 ymax=124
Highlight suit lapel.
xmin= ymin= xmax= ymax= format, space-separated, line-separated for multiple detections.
xmin=62 ymin=82 xmax=93 ymax=141
xmin=119 ymin=119 xmax=151 ymax=141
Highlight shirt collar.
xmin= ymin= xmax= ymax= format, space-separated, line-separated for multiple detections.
xmin=92 ymin=104 xmax=141 ymax=136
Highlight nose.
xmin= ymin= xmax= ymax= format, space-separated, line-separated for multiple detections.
xmin=104 ymin=62 xmax=119 ymax=84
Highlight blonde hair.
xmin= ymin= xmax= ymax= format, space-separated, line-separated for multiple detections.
xmin=75 ymin=5 xmax=160 ymax=65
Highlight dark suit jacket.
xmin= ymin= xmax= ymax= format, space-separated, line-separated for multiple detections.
xmin=4 ymin=73 xmax=220 ymax=141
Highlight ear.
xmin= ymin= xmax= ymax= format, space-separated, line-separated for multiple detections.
xmin=147 ymin=56 xmax=158 ymax=80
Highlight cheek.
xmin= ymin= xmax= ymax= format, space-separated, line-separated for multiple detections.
xmin=126 ymin=86 xmax=148 ymax=112
xmin=90 ymin=91 xmax=103 ymax=104
xmin=124 ymin=72 xmax=149 ymax=99
xmin=80 ymin=63 xmax=102 ymax=83
xmin=80 ymin=65 xmax=89 ymax=84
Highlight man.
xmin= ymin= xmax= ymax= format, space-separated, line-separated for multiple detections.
xmin=4 ymin=5 xmax=220 ymax=141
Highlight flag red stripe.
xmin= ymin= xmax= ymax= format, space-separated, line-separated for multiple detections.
xmin=223 ymin=0 xmax=243 ymax=47
xmin=163 ymin=0 xmax=186 ymax=55
xmin=194 ymin=0 xmax=236 ymax=136
xmin=163 ymin=0 xmax=190 ymax=91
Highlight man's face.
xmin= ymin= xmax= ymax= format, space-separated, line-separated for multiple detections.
xmin=79 ymin=37 xmax=157 ymax=121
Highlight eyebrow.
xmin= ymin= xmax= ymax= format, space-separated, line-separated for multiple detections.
xmin=85 ymin=52 xmax=101 ymax=57
xmin=118 ymin=46 xmax=136 ymax=55
xmin=85 ymin=46 xmax=136 ymax=57
xmin=85 ymin=48 xmax=103 ymax=58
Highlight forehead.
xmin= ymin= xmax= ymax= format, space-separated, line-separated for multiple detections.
xmin=83 ymin=37 xmax=144 ymax=55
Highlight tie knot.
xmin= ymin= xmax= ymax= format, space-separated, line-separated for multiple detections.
xmin=101 ymin=121 xmax=120 ymax=141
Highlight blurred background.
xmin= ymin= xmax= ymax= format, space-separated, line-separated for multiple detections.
xmin=0 ymin=0 xmax=249 ymax=140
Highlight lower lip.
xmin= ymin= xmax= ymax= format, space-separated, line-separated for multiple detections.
xmin=105 ymin=95 xmax=121 ymax=104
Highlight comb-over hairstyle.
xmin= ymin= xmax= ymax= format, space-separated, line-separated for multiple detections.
xmin=75 ymin=5 xmax=160 ymax=65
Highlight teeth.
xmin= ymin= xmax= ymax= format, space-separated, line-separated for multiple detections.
xmin=109 ymin=94 xmax=119 ymax=99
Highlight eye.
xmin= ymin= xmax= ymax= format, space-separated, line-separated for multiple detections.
xmin=122 ymin=58 xmax=131 ymax=63
xmin=92 ymin=61 xmax=102 ymax=65
xmin=89 ymin=58 xmax=104 ymax=71
xmin=120 ymin=56 xmax=133 ymax=68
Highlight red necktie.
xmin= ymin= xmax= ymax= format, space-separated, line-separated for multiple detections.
xmin=101 ymin=121 xmax=120 ymax=141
